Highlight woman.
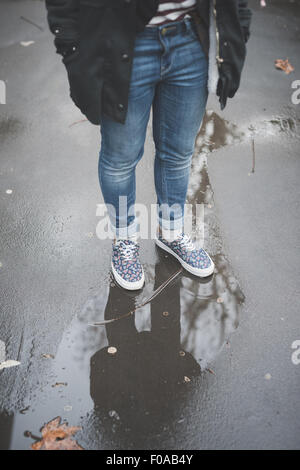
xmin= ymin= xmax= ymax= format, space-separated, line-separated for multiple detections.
xmin=46 ymin=0 xmax=252 ymax=290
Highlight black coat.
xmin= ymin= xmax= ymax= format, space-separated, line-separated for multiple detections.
xmin=45 ymin=0 xmax=252 ymax=125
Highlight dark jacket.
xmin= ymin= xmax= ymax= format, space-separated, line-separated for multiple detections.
xmin=45 ymin=0 xmax=252 ymax=125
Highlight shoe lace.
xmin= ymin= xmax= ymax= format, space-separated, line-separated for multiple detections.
xmin=177 ymin=233 xmax=195 ymax=251
xmin=115 ymin=240 xmax=138 ymax=261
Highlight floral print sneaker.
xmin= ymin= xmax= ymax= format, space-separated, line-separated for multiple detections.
xmin=111 ymin=238 xmax=145 ymax=290
xmin=155 ymin=232 xmax=214 ymax=278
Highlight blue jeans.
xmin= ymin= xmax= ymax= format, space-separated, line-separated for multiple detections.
xmin=98 ymin=17 xmax=208 ymax=238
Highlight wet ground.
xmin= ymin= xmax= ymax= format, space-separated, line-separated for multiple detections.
xmin=0 ymin=0 xmax=299 ymax=450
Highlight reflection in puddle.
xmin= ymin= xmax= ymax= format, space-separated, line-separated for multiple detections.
xmin=41 ymin=243 xmax=243 ymax=448
xmin=0 ymin=117 xmax=24 ymax=142
xmin=196 ymin=109 xmax=299 ymax=156
xmin=35 ymin=121 xmax=243 ymax=447
xmin=196 ymin=110 xmax=245 ymax=154
xmin=0 ymin=411 xmax=14 ymax=450
xmin=7 ymin=110 xmax=250 ymax=449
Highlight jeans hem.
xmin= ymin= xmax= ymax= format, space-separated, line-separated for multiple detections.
xmin=110 ymin=220 xmax=138 ymax=239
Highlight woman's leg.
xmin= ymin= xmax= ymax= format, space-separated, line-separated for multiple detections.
xmin=98 ymin=29 xmax=160 ymax=239
xmin=99 ymin=95 xmax=153 ymax=239
xmin=98 ymin=27 xmax=161 ymax=289
xmin=152 ymin=19 xmax=208 ymax=238
xmin=152 ymin=19 xmax=214 ymax=277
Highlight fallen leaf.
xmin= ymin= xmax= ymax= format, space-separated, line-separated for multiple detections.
xmin=41 ymin=354 xmax=54 ymax=359
xmin=64 ymin=405 xmax=72 ymax=412
xmin=20 ymin=41 xmax=35 ymax=47
xmin=51 ymin=382 xmax=67 ymax=388
xmin=275 ymin=58 xmax=294 ymax=74
xmin=31 ymin=416 xmax=83 ymax=450
xmin=107 ymin=346 xmax=117 ymax=355
xmin=20 ymin=406 xmax=30 ymax=415
xmin=0 ymin=360 xmax=20 ymax=370
xmin=207 ymin=368 xmax=215 ymax=375
xmin=108 ymin=410 xmax=120 ymax=420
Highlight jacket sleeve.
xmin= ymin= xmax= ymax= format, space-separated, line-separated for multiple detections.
xmin=238 ymin=0 xmax=252 ymax=43
xmin=45 ymin=0 xmax=80 ymax=56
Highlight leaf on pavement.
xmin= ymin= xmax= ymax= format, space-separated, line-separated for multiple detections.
xmin=0 ymin=360 xmax=20 ymax=370
xmin=31 ymin=416 xmax=83 ymax=450
xmin=20 ymin=41 xmax=35 ymax=47
xmin=41 ymin=354 xmax=54 ymax=359
xmin=275 ymin=58 xmax=294 ymax=74
xmin=51 ymin=382 xmax=68 ymax=388
xmin=107 ymin=346 xmax=117 ymax=355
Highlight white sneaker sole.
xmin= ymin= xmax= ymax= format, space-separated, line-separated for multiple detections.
xmin=111 ymin=262 xmax=145 ymax=291
xmin=155 ymin=238 xmax=215 ymax=278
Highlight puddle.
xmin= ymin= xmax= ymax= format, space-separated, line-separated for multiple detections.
xmin=3 ymin=124 xmax=245 ymax=448
xmin=8 ymin=252 xmax=243 ymax=449
xmin=196 ymin=110 xmax=245 ymax=154
xmin=0 ymin=411 xmax=14 ymax=450
xmin=0 ymin=118 xmax=24 ymax=143
xmin=5 ymin=107 xmax=298 ymax=448
xmin=266 ymin=116 xmax=299 ymax=136
xmin=195 ymin=110 xmax=299 ymax=157
xmin=8 ymin=109 xmax=298 ymax=448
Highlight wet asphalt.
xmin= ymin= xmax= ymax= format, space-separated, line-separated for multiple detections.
xmin=0 ymin=0 xmax=299 ymax=450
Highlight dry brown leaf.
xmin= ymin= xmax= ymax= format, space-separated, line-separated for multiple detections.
xmin=107 ymin=346 xmax=117 ymax=355
xmin=51 ymin=382 xmax=67 ymax=388
xmin=0 ymin=360 xmax=20 ymax=370
xmin=275 ymin=58 xmax=294 ymax=74
xmin=31 ymin=416 xmax=83 ymax=450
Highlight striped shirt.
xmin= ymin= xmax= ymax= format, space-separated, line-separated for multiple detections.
xmin=147 ymin=0 xmax=197 ymax=26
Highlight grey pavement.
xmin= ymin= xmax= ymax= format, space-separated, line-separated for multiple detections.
xmin=0 ymin=0 xmax=299 ymax=450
